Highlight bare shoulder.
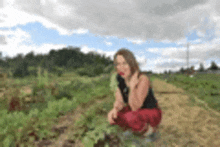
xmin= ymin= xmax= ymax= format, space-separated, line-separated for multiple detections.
xmin=138 ymin=74 xmax=150 ymax=86
xmin=139 ymin=74 xmax=149 ymax=81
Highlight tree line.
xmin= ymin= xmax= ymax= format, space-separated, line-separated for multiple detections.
xmin=0 ymin=46 xmax=114 ymax=78
xmin=164 ymin=61 xmax=219 ymax=74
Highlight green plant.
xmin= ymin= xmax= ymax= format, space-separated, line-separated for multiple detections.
xmin=73 ymin=104 xmax=120 ymax=147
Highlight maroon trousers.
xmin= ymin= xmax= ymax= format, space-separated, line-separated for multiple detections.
xmin=111 ymin=105 xmax=162 ymax=132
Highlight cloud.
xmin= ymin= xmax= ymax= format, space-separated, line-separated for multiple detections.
xmin=0 ymin=1 xmax=88 ymax=35
xmin=1 ymin=0 xmax=218 ymax=41
xmin=0 ymin=35 xmax=7 ymax=44
xmin=127 ymin=39 xmax=145 ymax=45
xmin=80 ymin=46 xmax=96 ymax=54
xmin=0 ymin=28 xmax=66 ymax=58
xmin=146 ymin=48 xmax=160 ymax=54
xmin=135 ymin=55 xmax=147 ymax=67
xmin=104 ymin=41 xmax=113 ymax=46
xmin=147 ymin=40 xmax=220 ymax=72
xmin=80 ymin=45 xmax=116 ymax=60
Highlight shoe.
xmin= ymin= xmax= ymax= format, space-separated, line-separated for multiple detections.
xmin=118 ymin=130 xmax=133 ymax=141
xmin=147 ymin=132 xmax=160 ymax=142
xmin=143 ymin=126 xmax=153 ymax=137
xmin=122 ymin=130 xmax=134 ymax=139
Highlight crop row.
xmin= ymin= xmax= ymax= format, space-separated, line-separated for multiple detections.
xmin=0 ymin=73 xmax=111 ymax=147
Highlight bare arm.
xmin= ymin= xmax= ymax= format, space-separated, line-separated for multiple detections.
xmin=128 ymin=75 xmax=150 ymax=111
xmin=113 ymin=87 xmax=125 ymax=112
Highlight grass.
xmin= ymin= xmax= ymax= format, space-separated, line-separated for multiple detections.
xmin=154 ymin=73 xmax=220 ymax=112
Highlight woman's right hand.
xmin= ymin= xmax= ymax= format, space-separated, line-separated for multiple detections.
xmin=108 ymin=108 xmax=118 ymax=124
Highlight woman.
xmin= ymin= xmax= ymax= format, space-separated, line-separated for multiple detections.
xmin=107 ymin=48 xmax=162 ymax=140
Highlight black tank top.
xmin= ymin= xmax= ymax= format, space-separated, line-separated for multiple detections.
xmin=116 ymin=74 xmax=158 ymax=109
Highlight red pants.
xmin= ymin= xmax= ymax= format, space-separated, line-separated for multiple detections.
xmin=111 ymin=105 xmax=162 ymax=132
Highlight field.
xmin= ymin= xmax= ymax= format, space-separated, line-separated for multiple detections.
xmin=155 ymin=73 xmax=220 ymax=112
xmin=0 ymin=71 xmax=220 ymax=147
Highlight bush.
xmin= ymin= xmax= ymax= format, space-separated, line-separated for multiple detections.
xmin=76 ymin=64 xmax=106 ymax=77
xmin=103 ymin=65 xmax=114 ymax=74
xmin=49 ymin=66 xmax=63 ymax=77
xmin=54 ymin=79 xmax=90 ymax=100
xmin=54 ymin=87 xmax=72 ymax=100
xmin=28 ymin=66 xmax=37 ymax=77
xmin=13 ymin=61 xmax=30 ymax=78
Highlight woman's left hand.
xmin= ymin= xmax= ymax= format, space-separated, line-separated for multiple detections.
xmin=129 ymin=71 xmax=139 ymax=90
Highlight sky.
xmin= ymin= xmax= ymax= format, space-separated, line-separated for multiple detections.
xmin=0 ymin=0 xmax=220 ymax=73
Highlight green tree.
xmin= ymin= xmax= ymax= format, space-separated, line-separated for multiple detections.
xmin=13 ymin=60 xmax=29 ymax=78
xmin=179 ymin=67 xmax=185 ymax=73
xmin=24 ymin=51 xmax=36 ymax=67
xmin=199 ymin=63 xmax=205 ymax=72
xmin=209 ymin=61 xmax=218 ymax=70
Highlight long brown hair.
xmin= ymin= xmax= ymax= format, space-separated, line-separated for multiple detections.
xmin=113 ymin=48 xmax=142 ymax=79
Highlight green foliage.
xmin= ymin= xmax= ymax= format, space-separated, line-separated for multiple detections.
xmin=49 ymin=66 xmax=64 ymax=77
xmin=104 ymin=64 xmax=114 ymax=74
xmin=76 ymin=64 xmax=108 ymax=77
xmin=54 ymin=86 xmax=73 ymax=100
xmin=3 ymin=47 xmax=113 ymax=78
xmin=110 ymin=72 xmax=118 ymax=92
xmin=28 ymin=66 xmax=38 ymax=77
xmin=199 ymin=63 xmax=205 ymax=72
xmin=0 ymin=71 xmax=113 ymax=146
xmin=73 ymin=102 xmax=120 ymax=147
xmin=31 ymin=67 xmax=50 ymax=102
xmin=0 ymin=97 xmax=79 ymax=146
xmin=13 ymin=61 xmax=30 ymax=78
xmin=54 ymin=78 xmax=94 ymax=100
xmin=209 ymin=61 xmax=219 ymax=70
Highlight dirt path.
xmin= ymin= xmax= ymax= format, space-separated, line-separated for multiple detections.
xmin=153 ymin=79 xmax=220 ymax=147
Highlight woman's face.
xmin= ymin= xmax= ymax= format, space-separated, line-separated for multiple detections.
xmin=115 ymin=55 xmax=131 ymax=79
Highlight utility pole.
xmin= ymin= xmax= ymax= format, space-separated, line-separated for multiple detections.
xmin=186 ymin=42 xmax=189 ymax=75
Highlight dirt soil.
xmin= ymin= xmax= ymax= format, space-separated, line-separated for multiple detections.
xmin=32 ymin=79 xmax=220 ymax=147
xmin=152 ymin=79 xmax=220 ymax=147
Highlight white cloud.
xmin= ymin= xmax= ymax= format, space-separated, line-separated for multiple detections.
xmin=135 ymin=55 xmax=147 ymax=67
xmin=80 ymin=45 xmax=116 ymax=60
xmin=176 ymin=38 xmax=187 ymax=45
xmin=80 ymin=45 xmax=95 ymax=54
xmin=0 ymin=35 xmax=7 ymax=44
xmin=104 ymin=41 xmax=113 ymax=46
xmin=146 ymin=48 xmax=160 ymax=54
xmin=0 ymin=28 xmax=66 ymax=58
xmin=0 ymin=1 xmax=88 ymax=36
xmin=1 ymin=0 xmax=218 ymax=41
xmin=147 ymin=41 xmax=220 ymax=72
xmin=127 ymin=39 xmax=145 ymax=45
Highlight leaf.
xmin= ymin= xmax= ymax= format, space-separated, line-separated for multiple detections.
xmin=3 ymin=135 xmax=14 ymax=147
xmin=82 ymin=136 xmax=95 ymax=147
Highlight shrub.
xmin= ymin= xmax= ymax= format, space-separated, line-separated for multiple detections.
xmin=103 ymin=64 xmax=114 ymax=74
xmin=54 ymin=87 xmax=72 ymax=100
xmin=28 ymin=66 xmax=37 ymax=77
xmin=13 ymin=61 xmax=30 ymax=78
xmin=49 ymin=66 xmax=63 ymax=77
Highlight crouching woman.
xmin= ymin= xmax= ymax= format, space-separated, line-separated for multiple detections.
xmin=108 ymin=48 xmax=162 ymax=137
